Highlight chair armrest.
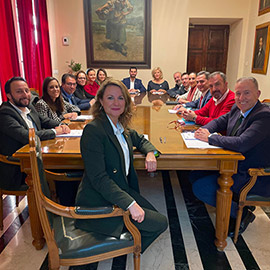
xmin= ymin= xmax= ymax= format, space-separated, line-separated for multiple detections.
xmin=74 ymin=206 xmax=114 ymax=215
xmin=42 ymin=196 xmax=125 ymax=219
xmin=0 ymin=154 xmax=20 ymax=165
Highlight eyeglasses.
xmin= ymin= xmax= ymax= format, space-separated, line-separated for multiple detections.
xmin=66 ymin=82 xmax=77 ymax=86
xmin=167 ymin=120 xmax=184 ymax=132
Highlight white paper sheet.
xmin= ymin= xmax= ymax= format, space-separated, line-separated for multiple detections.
xmin=76 ymin=115 xmax=93 ymax=120
xmin=56 ymin=129 xmax=83 ymax=137
xmin=181 ymin=132 xmax=221 ymax=149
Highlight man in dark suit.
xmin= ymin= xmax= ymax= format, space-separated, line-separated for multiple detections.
xmin=191 ymin=77 xmax=270 ymax=236
xmin=167 ymin=71 xmax=188 ymax=98
xmin=0 ymin=77 xmax=70 ymax=190
xmin=61 ymin=73 xmax=93 ymax=110
xmin=174 ymin=71 xmax=212 ymax=112
xmin=122 ymin=67 xmax=146 ymax=93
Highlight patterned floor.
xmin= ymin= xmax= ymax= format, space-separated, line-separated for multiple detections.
xmin=1 ymin=170 xmax=270 ymax=270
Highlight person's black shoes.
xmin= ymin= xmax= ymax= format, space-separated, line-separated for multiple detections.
xmin=228 ymin=209 xmax=256 ymax=238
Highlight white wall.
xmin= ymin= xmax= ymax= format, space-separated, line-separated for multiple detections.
xmin=47 ymin=0 xmax=269 ymax=98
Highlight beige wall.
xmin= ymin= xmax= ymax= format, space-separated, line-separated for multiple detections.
xmin=47 ymin=0 xmax=269 ymax=98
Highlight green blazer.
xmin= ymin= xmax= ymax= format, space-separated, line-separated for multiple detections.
xmin=75 ymin=112 xmax=157 ymax=237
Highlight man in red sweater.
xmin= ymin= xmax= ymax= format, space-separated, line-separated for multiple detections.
xmin=182 ymin=71 xmax=235 ymax=126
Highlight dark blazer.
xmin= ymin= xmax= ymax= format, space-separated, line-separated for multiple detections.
xmin=122 ymin=77 xmax=146 ymax=92
xmin=205 ymin=102 xmax=270 ymax=196
xmin=167 ymin=84 xmax=187 ymax=98
xmin=74 ymin=84 xmax=95 ymax=100
xmin=61 ymin=87 xmax=91 ymax=110
xmin=75 ymin=112 xmax=156 ymax=237
xmin=0 ymin=102 xmax=59 ymax=190
xmin=185 ymin=89 xmax=212 ymax=110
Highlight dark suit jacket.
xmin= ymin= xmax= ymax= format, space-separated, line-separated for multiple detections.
xmin=74 ymin=84 xmax=95 ymax=100
xmin=185 ymin=89 xmax=211 ymax=110
xmin=205 ymin=102 xmax=270 ymax=196
xmin=167 ymin=84 xmax=187 ymax=98
xmin=122 ymin=77 xmax=146 ymax=92
xmin=75 ymin=112 xmax=156 ymax=237
xmin=0 ymin=102 xmax=59 ymax=190
xmin=61 ymin=87 xmax=91 ymax=110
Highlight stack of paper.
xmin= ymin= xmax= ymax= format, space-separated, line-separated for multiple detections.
xmin=181 ymin=132 xmax=220 ymax=149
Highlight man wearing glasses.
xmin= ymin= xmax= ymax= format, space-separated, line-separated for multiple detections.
xmin=61 ymin=74 xmax=93 ymax=110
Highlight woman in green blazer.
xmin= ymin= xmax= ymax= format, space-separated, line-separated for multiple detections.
xmin=75 ymin=79 xmax=168 ymax=253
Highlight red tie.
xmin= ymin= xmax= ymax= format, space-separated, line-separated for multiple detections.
xmin=199 ymin=96 xmax=203 ymax=108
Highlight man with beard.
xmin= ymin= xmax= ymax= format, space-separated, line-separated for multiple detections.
xmin=122 ymin=66 xmax=146 ymax=93
xmin=0 ymin=77 xmax=70 ymax=190
xmin=167 ymin=72 xmax=188 ymax=98
xmin=182 ymin=71 xmax=235 ymax=126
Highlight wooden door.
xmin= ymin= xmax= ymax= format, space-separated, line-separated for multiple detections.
xmin=187 ymin=25 xmax=230 ymax=74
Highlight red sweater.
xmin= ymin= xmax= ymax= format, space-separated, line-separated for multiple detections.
xmin=84 ymin=81 xmax=100 ymax=96
xmin=195 ymin=90 xmax=235 ymax=126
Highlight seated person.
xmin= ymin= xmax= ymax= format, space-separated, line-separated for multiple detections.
xmin=75 ymin=79 xmax=168 ymax=253
xmin=74 ymin=70 xmax=95 ymax=100
xmin=176 ymin=72 xmax=201 ymax=104
xmin=61 ymin=73 xmax=94 ymax=110
xmin=191 ymin=77 xmax=270 ymax=236
xmin=122 ymin=66 xmax=146 ymax=93
xmin=182 ymin=71 xmax=235 ymax=126
xmin=174 ymin=71 xmax=211 ymax=113
xmin=147 ymin=67 xmax=169 ymax=94
xmin=84 ymin=68 xmax=100 ymax=96
xmin=0 ymin=77 xmax=70 ymax=191
xmin=35 ymin=77 xmax=80 ymax=123
xmin=167 ymin=72 xmax=187 ymax=98
xmin=96 ymin=68 xmax=107 ymax=85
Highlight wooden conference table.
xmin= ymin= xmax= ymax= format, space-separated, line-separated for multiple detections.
xmin=14 ymin=92 xmax=244 ymax=252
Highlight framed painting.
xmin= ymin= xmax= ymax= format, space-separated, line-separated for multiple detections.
xmin=251 ymin=22 xmax=270 ymax=74
xmin=258 ymin=0 xmax=270 ymax=16
xmin=83 ymin=0 xmax=151 ymax=69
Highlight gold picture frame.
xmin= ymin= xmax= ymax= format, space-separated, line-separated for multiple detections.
xmin=259 ymin=0 xmax=270 ymax=16
xmin=251 ymin=22 xmax=270 ymax=74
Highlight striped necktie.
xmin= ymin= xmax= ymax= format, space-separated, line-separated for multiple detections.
xmin=230 ymin=115 xmax=244 ymax=136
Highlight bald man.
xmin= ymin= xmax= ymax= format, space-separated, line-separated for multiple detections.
xmin=191 ymin=77 xmax=270 ymax=237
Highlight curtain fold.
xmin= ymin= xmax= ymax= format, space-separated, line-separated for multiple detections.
xmin=0 ymin=0 xmax=20 ymax=102
xmin=17 ymin=0 xmax=52 ymax=95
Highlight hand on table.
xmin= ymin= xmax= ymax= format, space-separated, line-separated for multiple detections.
xmin=145 ymin=151 xmax=157 ymax=172
xmin=182 ymin=109 xmax=196 ymax=122
xmin=194 ymin=128 xmax=210 ymax=142
xmin=55 ymin=125 xmax=70 ymax=135
xmin=64 ymin=112 xmax=78 ymax=120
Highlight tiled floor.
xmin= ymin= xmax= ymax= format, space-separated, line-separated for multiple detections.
xmin=1 ymin=170 xmax=270 ymax=270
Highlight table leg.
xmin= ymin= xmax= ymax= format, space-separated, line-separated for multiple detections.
xmin=215 ymin=172 xmax=234 ymax=251
xmin=26 ymin=174 xmax=45 ymax=250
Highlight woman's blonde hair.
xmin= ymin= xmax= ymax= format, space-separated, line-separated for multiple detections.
xmin=151 ymin=67 xmax=163 ymax=79
xmin=91 ymin=79 xmax=133 ymax=129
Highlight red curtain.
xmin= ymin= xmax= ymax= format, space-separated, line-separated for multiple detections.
xmin=35 ymin=0 xmax=52 ymax=85
xmin=0 ymin=0 xmax=20 ymax=102
xmin=17 ymin=0 xmax=52 ymax=95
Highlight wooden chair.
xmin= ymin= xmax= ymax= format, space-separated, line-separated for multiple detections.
xmin=0 ymin=154 xmax=28 ymax=230
xmin=28 ymin=129 xmax=141 ymax=270
xmin=262 ymin=99 xmax=270 ymax=107
xmin=233 ymin=168 xmax=270 ymax=243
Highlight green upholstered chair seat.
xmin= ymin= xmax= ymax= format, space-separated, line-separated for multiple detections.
xmin=246 ymin=194 xmax=270 ymax=201
xmin=53 ymin=216 xmax=134 ymax=259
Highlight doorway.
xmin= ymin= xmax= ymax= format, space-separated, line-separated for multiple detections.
xmin=187 ymin=25 xmax=230 ymax=74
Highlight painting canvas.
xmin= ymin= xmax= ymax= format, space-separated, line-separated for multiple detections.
xmin=84 ymin=0 xmax=151 ymax=68
xmin=259 ymin=0 xmax=270 ymax=15
xmin=252 ymin=22 xmax=270 ymax=74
